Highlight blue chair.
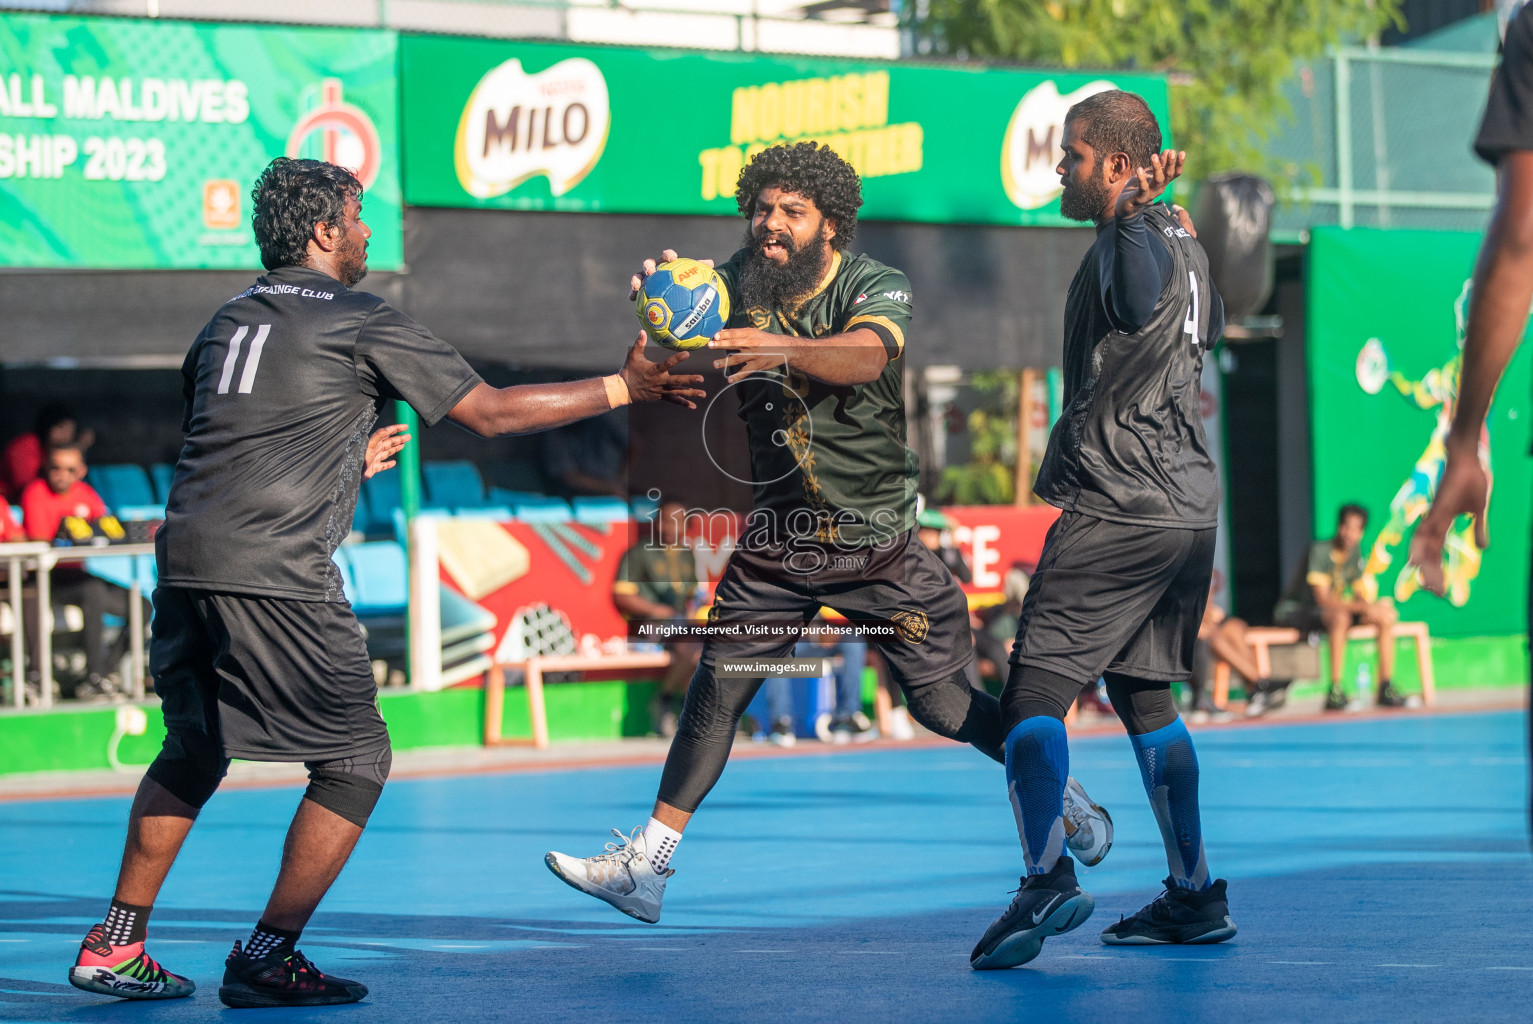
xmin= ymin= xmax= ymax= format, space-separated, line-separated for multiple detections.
xmin=487 ymin=487 xmax=542 ymax=506
xmin=149 ymin=463 xmax=176 ymax=503
xmin=512 ymin=497 xmax=573 ymax=522
xmin=455 ymin=506 xmax=512 ymax=520
xmin=630 ymin=495 xmax=660 ymax=522
xmin=114 ymin=504 xmax=166 ymax=522
xmin=350 ymin=487 xmax=371 ymax=536
xmin=423 ymin=461 xmax=488 ymax=508
xmin=86 ymin=552 xmax=158 ymax=596
xmin=332 ymin=545 xmax=358 ymax=605
xmin=361 ymin=472 xmax=402 ymax=536
xmin=572 ymin=496 xmax=632 ymax=525
xmin=87 ymin=465 xmax=156 ymax=511
xmin=346 ymin=541 xmax=408 ymax=616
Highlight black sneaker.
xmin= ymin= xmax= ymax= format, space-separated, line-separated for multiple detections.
xmin=218 ymin=940 xmax=368 ymax=1009
xmin=1100 ymin=877 xmax=1237 ymax=945
xmin=1323 ymin=687 xmax=1350 ymax=712
xmin=1376 ymin=683 xmax=1410 ymax=708
xmin=970 ymin=856 xmax=1095 ymax=970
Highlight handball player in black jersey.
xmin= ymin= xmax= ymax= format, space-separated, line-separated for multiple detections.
xmin=970 ymin=91 xmax=1238 ymax=970
xmin=545 ymin=142 xmax=1114 ymax=928
xmin=67 ymin=157 xmax=703 ymax=1008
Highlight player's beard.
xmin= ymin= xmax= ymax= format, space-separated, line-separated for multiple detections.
xmin=1059 ymin=162 xmax=1112 ymax=223
xmin=738 ymin=226 xmax=830 ymax=312
xmin=336 ymin=226 xmax=369 ymax=287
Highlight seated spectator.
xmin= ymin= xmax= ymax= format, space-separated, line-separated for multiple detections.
xmin=21 ymin=445 xmax=146 ymax=697
xmin=4 ymin=402 xmax=93 ymax=502
xmin=917 ymin=505 xmax=972 ymax=584
xmin=974 ymin=566 xmax=1029 ymax=681
xmin=1273 ymin=503 xmax=1409 ymax=711
xmin=1191 ymin=589 xmax=1275 ymax=721
xmin=614 ymin=500 xmax=702 ymax=736
xmin=541 ymin=412 xmax=628 ymax=498
xmin=762 ymin=629 xmax=871 ymax=747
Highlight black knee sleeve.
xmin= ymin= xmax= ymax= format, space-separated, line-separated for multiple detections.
xmin=902 ymin=668 xmax=1007 ymax=764
xmin=655 ymin=664 xmax=762 ymax=813
xmin=303 ymin=743 xmax=392 ymax=827
xmin=146 ymin=753 xmax=229 ymax=809
xmin=999 ymin=663 xmax=1082 ymax=735
xmin=1102 ymin=673 xmax=1179 ymax=735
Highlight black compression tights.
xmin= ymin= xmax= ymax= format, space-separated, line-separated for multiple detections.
xmin=655 ymin=662 xmax=1007 ymax=813
xmin=1000 ymin=662 xmax=1180 ymax=736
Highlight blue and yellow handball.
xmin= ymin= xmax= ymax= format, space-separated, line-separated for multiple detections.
xmin=635 ymin=258 xmax=731 ymax=350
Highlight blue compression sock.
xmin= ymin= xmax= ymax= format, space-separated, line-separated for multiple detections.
xmin=1129 ymin=719 xmax=1210 ymax=891
xmin=1003 ymin=716 xmax=1070 ymax=875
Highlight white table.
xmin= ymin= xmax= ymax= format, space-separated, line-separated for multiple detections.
xmin=0 ymin=541 xmax=156 ymax=709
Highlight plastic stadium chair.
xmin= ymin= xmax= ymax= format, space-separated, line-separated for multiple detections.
xmin=86 ymin=553 xmax=158 ymax=595
xmin=351 ymin=487 xmax=371 ymax=536
xmin=149 ymin=463 xmax=176 ymax=504
xmin=86 ymin=465 xmax=156 ymax=511
xmin=454 ymin=506 xmax=513 ymax=520
xmin=113 ymin=504 xmax=167 ymax=522
xmin=422 ymin=461 xmax=488 ymax=509
xmin=629 ymin=494 xmax=660 ymax=522
xmin=332 ymin=545 xmax=358 ymax=605
xmin=511 ymin=497 xmax=573 ymax=522
xmin=572 ymin=496 xmax=631 ymax=524
xmin=362 ymin=471 xmax=403 ymax=536
xmin=345 ymin=541 xmax=408 ymax=616
xmin=487 ymin=487 xmax=542 ymax=506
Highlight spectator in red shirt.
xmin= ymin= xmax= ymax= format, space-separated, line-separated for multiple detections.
xmin=4 ymin=403 xmax=93 ymax=503
xmin=22 ymin=445 xmax=108 ymax=542
xmin=20 ymin=444 xmax=143 ymax=696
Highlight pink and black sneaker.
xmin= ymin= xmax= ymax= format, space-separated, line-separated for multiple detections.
xmin=68 ymin=923 xmax=196 ymax=1000
xmin=218 ymin=939 xmax=368 ymax=1009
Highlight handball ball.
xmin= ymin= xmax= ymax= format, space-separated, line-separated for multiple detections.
xmin=636 ymin=258 xmax=730 ymax=350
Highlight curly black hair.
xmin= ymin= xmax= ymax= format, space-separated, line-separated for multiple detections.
xmin=251 ymin=157 xmax=363 ymax=271
xmin=735 ymin=141 xmax=862 ymax=251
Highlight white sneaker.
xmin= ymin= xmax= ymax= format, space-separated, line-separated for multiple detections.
xmin=886 ymin=705 xmax=916 ymax=741
xmin=1061 ymin=776 xmax=1114 ymax=867
xmin=545 ymin=828 xmax=673 ymax=923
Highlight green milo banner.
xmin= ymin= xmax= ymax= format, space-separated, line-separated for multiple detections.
xmin=399 ymin=35 xmax=1170 ymax=226
xmin=0 ymin=13 xmax=401 ymax=270
xmin=1309 ymin=227 xmax=1533 ymax=638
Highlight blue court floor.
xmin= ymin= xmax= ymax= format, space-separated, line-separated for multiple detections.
xmin=1 ymin=710 xmax=1530 ymax=1023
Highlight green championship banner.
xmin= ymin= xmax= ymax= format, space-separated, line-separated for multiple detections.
xmin=0 ymin=13 xmax=402 ymax=270
xmin=1308 ymin=227 xmax=1533 ymax=637
xmin=400 ymin=35 xmax=1171 ymax=226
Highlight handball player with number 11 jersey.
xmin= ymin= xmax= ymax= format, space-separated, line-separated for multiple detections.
xmin=68 ymin=157 xmax=703 ymax=1009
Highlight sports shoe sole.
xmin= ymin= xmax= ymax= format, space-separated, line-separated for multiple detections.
xmin=68 ymin=965 xmax=195 ymax=1000
xmin=545 ymin=852 xmax=661 ymax=923
xmin=1064 ymin=778 xmax=1114 ymax=868
xmin=217 ymin=981 xmax=368 ymax=1009
xmin=1100 ymin=915 xmax=1238 ymax=946
xmin=970 ymin=892 xmax=1095 ymax=970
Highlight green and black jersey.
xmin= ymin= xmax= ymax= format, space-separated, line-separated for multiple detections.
xmin=614 ymin=542 xmax=698 ymax=616
xmin=713 ymin=250 xmax=918 ymax=547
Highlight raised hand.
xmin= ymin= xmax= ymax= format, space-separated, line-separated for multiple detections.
xmin=363 ymin=423 xmax=411 ymax=479
xmin=618 ymin=333 xmax=708 ymax=408
xmin=1408 ymin=445 xmax=1491 ymax=596
xmin=1116 ymin=150 xmax=1186 ymax=220
xmin=629 ymin=248 xmax=716 ymax=301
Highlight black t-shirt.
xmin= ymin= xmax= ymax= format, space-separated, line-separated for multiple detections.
xmin=1476 ymin=4 xmax=1533 ymax=166
xmin=158 ymin=265 xmax=483 ymax=601
xmin=1034 ymin=203 xmax=1223 ymax=529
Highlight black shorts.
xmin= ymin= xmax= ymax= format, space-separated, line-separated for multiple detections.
xmin=1009 ymin=511 xmax=1215 ymax=683
xmin=702 ymin=529 xmax=972 ymax=687
xmin=151 ymin=586 xmax=388 ymax=762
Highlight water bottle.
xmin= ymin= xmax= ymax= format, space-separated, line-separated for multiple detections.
xmin=1355 ymin=660 xmax=1372 ymax=706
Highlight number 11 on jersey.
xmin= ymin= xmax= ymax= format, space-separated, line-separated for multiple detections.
xmin=218 ymin=324 xmax=270 ymax=395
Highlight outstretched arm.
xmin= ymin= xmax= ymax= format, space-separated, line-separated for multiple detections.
xmin=1410 ymin=151 xmax=1533 ymax=590
xmin=447 ymin=335 xmax=706 ymax=438
xmin=707 ymin=328 xmax=889 ymax=387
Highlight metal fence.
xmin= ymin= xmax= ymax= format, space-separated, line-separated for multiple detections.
xmin=1271 ymin=45 xmax=1499 ymax=238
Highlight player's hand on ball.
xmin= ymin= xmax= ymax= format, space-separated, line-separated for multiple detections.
xmin=629 ymin=248 xmax=715 ymax=301
xmin=620 ymin=333 xmax=708 ymax=408
xmin=709 ymin=328 xmax=787 ymax=383
xmin=363 ymin=423 xmax=411 ymax=479
xmin=1116 ymin=150 xmax=1185 ymax=220
xmin=1408 ymin=444 xmax=1491 ymax=596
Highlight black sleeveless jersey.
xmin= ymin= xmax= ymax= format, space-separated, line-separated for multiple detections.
xmin=1033 ymin=203 xmax=1223 ymax=529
